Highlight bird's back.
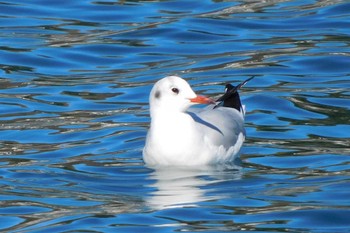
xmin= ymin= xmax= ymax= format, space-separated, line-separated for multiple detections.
xmin=188 ymin=106 xmax=245 ymax=163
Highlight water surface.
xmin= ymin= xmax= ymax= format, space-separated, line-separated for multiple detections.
xmin=1 ymin=0 xmax=350 ymax=232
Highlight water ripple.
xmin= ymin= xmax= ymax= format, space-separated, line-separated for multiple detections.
xmin=1 ymin=0 xmax=350 ymax=232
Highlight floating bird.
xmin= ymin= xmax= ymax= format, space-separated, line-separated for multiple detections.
xmin=143 ymin=76 xmax=253 ymax=167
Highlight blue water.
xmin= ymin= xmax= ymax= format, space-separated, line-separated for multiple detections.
xmin=1 ymin=0 xmax=350 ymax=232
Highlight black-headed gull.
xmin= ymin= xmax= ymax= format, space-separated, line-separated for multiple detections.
xmin=143 ymin=76 xmax=252 ymax=167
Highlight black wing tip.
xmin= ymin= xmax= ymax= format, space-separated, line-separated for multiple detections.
xmin=225 ymin=83 xmax=234 ymax=90
xmin=214 ymin=76 xmax=255 ymax=111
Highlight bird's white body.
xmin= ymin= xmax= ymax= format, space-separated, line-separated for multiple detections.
xmin=143 ymin=76 xmax=246 ymax=167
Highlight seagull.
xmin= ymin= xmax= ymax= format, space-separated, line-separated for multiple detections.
xmin=143 ymin=76 xmax=253 ymax=167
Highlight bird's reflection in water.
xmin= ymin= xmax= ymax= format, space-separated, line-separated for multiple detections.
xmin=146 ymin=164 xmax=242 ymax=210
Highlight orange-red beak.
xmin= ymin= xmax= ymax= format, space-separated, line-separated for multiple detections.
xmin=189 ymin=95 xmax=215 ymax=105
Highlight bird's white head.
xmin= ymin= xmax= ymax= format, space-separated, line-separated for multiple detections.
xmin=149 ymin=76 xmax=213 ymax=116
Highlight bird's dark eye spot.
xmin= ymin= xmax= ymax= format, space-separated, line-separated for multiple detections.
xmin=171 ymin=87 xmax=179 ymax=94
xmin=154 ymin=90 xmax=161 ymax=99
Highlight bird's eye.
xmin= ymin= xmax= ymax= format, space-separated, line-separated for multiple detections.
xmin=171 ymin=87 xmax=179 ymax=94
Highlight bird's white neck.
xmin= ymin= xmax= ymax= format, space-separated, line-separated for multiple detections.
xmin=150 ymin=109 xmax=192 ymax=128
